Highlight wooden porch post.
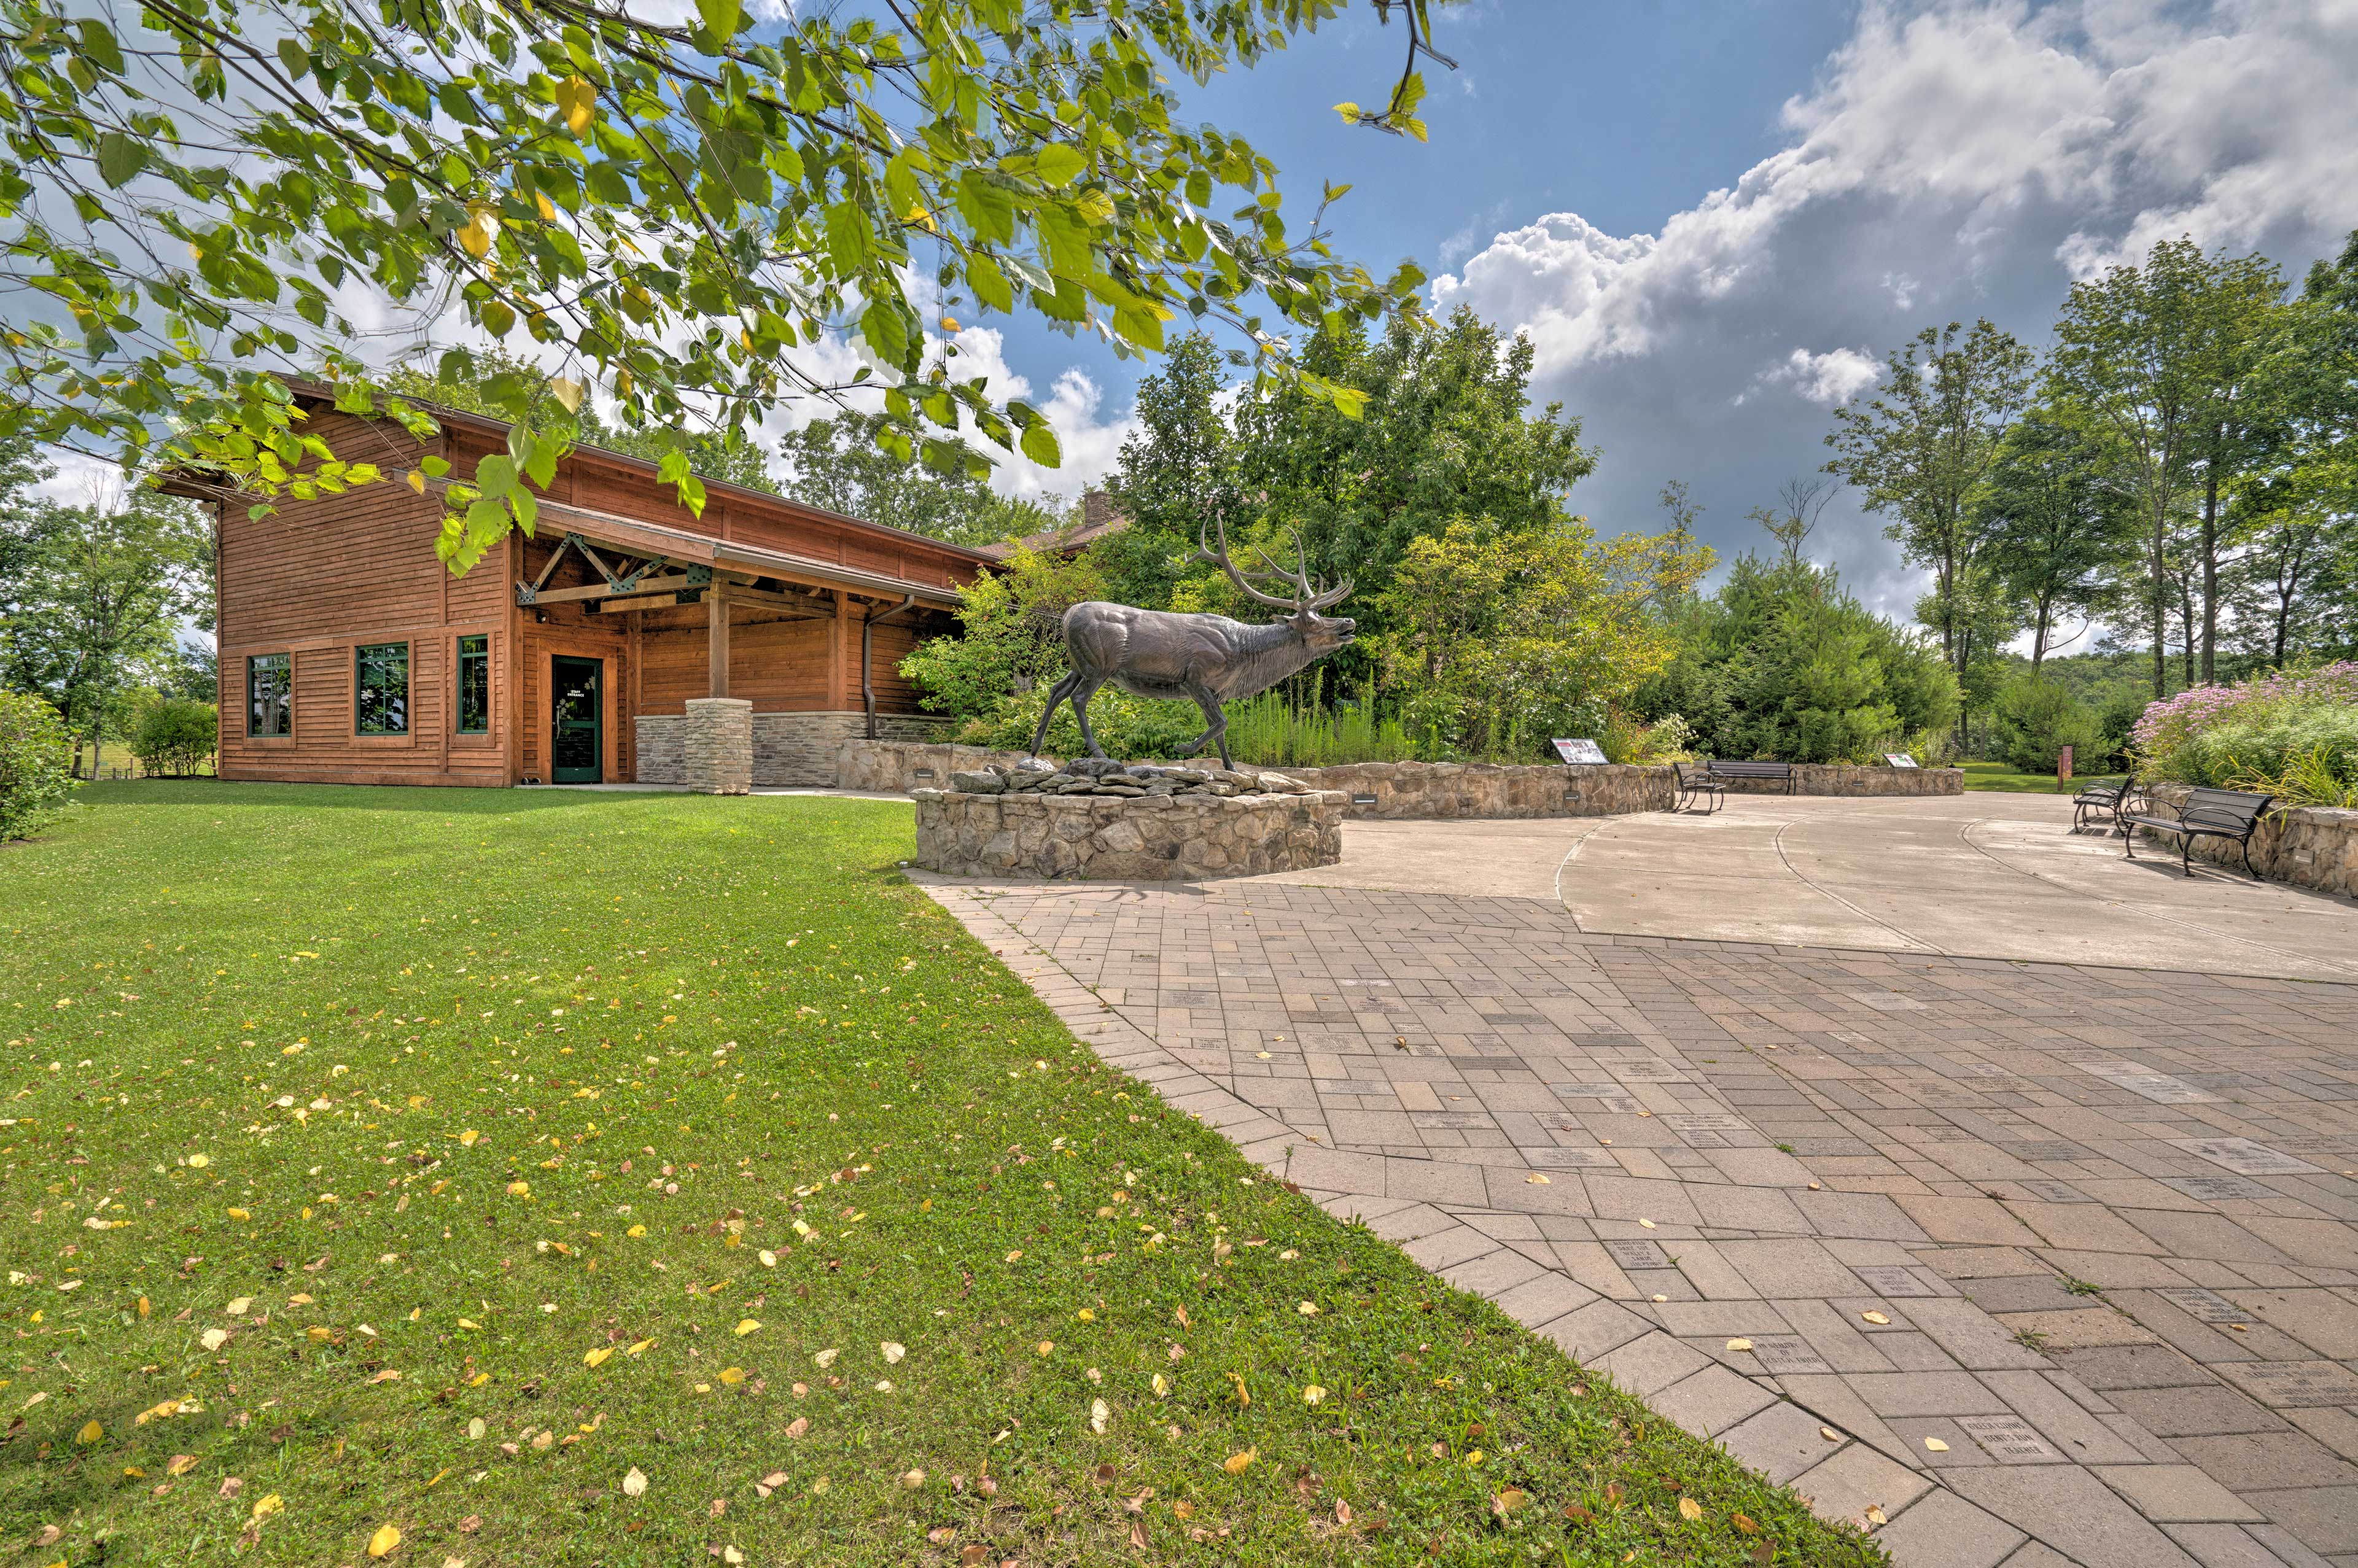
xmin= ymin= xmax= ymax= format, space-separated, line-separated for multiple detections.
xmin=827 ymin=589 xmax=851 ymax=709
xmin=707 ymin=584 xmax=731 ymax=699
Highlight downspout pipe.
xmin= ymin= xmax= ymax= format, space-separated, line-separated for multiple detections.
xmin=862 ymin=594 xmax=919 ymax=740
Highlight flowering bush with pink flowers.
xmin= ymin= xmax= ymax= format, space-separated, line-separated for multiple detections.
xmin=2132 ymin=661 xmax=2358 ymax=807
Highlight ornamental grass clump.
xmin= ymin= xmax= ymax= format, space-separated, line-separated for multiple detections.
xmin=2131 ymin=661 xmax=2358 ymax=807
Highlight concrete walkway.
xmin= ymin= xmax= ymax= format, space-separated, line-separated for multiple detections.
xmin=1259 ymin=793 xmax=2358 ymax=982
xmin=912 ymin=798 xmax=2358 ymax=1568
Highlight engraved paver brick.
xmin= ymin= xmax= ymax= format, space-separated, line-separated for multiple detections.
xmin=1871 ymin=1488 xmax=2028 ymax=1568
xmin=1719 ymin=1400 xmax=1849 ymax=1486
xmin=2094 ymin=1465 xmax=2267 ymax=1523
xmin=1792 ymin=1442 xmax=1934 ymax=1531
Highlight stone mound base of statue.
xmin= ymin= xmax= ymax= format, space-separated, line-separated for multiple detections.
xmin=943 ymin=756 xmax=1316 ymax=801
xmin=912 ymin=761 xmax=1345 ymax=881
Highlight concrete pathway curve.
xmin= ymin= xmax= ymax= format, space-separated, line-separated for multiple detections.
xmin=912 ymin=799 xmax=2358 ymax=1567
xmin=1258 ymin=794 xmax=2358 ymax=982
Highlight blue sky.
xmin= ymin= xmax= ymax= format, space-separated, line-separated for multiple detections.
xmin=965 ymin=0 xmax=2358 ymax=622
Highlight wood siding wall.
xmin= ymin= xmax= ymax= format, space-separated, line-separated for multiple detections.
xmin=216 ymin=416 xmax=513 ymax=786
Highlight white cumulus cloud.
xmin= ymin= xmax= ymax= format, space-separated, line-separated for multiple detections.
xmin=1430 ymin=0 xmax=2358 ymax=615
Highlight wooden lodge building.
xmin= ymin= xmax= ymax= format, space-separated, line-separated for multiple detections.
xmin=181 ymin=388 xmax=985 ymax=791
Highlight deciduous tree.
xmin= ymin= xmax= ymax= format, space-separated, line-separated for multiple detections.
xmin=1824 ymin=319 xmax=2033 ymax=713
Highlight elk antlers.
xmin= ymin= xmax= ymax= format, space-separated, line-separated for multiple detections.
xmin=1191 ymin=515 xmax=1352 ymax=613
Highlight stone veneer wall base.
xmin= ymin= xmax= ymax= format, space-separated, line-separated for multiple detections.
xmin=640 ymin=713 xmax=953 ymax=788
xmin=914 ymin=788 xmax=1345 ymax=880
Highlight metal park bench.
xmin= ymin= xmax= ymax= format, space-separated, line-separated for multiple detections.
xmin=1673 ymin=761 xmax=1726 ymax=813
xmin=2122 ymin=786 xmax=2273 ymax=879
xmin=1706 ymin=759 xmax=1796 ymax=795
xmin=2070 ymin=776 xmax=2141 ymax=835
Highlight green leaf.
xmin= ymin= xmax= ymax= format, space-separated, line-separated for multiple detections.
xmin=1033 ymin=144 xmax=1088 ymax=189
xmin=825 ymin=203 xmax=871 ymax=276
xmin=96 ymin=133 xmax=146 ymax=190
xmin=1331 ymin=102 xmax=1360 ymax=124
xmin=966 ymin=254 xmax=1013 ymax=314
xmin=696 ymin=0 xmax=742 ymax=41
xmin=1111 ymin=300 xmax=1167 ymax=352
xmin=76 ymin=19 xmax=125 ymax=74
xmin=1018 ymin=417 xmax=1061 ymax=468
xmin=860 ymin=298 xmax=910 ymax=367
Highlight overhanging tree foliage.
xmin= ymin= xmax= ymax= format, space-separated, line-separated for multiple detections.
xmin=1 ymin=0 xmax=1442 ymax=570
xmin=779 ymin=406 xmax=1060 ymax=546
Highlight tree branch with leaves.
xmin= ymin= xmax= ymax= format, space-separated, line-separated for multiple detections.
xmin=0 ymin=0 xmax=1446 ymax=570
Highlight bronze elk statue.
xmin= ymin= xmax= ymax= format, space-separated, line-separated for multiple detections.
xmin=1029 ymin=518 xmax=1355 ymax=770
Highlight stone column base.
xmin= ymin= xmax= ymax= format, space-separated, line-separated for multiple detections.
xmin=682 ymin=698 xmax=753 ymax=794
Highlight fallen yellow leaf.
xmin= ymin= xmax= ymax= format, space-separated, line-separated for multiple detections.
xmin=1923 ymin=1437 xmax=1949 ymax=1452
xmin=733 ymin=1319 xmax=761 ymax=1337
xmin=583 ymin=1347 xmax=613 ymax=1368
xmin=367 ymin=1522 xmax=402 ymax=1557
xmin=1678 ymin=1497 xmax=1702 ymax=1521
xmin=1861 ymin=1311 xmax=1891 ymax=1325
xmin=1223 ymin=1448 xmax=1255 ymax=1475
xmin=77 ymin=1419 xmax=103 ymax=1445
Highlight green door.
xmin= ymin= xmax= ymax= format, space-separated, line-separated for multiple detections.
xmin=551 ymin=657 xmax=603 ymax=783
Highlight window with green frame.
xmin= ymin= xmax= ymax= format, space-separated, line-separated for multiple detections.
xmin=356 ymin=643 xmax=410 ymax=735
xmin=247 ymin=653 xmax=291 ymax=736
xmin=456 ymin=634 xmax=490 ymax=734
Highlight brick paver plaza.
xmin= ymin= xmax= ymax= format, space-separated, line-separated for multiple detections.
xmin=916 ymin=798 xmax=2358 ymax=1568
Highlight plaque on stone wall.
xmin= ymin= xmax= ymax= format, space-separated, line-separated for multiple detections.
xmin=1553 ymin=738 xmax=1608 ymax=765
xmin=1885 ymin=753 xmax=1920 ymax=768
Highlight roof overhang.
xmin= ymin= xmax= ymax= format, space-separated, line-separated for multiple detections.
xmin=532 ymin=497 xmax=963 ymax=608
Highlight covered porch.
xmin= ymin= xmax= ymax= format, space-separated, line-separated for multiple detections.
xmin=510 ymin=500 xmax=963 ymax=790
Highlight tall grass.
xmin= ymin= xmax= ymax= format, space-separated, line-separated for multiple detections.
xmin=1223 ymin=690 xmax=1427 ymax=767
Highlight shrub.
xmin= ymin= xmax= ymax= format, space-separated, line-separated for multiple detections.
xmin=1994 ymin=678 xmax=2100 ymax=774
xmin=129 ymin=697 xmax=219 ymax=777
xmin=0 ymin=690 xmax=77 ymax=840
xmin=955 ymin=685 xmax=1210 ymax=761
xmin=2131 ymin=661 xmax=2358 ymax=805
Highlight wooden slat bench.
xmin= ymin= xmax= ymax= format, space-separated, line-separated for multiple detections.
xmin=1707 ymin=759 xmax=1795 ymax=794
xmin=1673 ymin=761 xmax=1726 ymax=813
xmin=2122 ymin=786 xmax=2274 ymax=878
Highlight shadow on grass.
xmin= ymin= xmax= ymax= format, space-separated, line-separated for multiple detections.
xmin=71 ymin=779 xmax=917 ymax=818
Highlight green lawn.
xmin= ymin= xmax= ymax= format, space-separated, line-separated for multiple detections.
xmin=1 ymin=783 xmax=1878 ymax=1567
xmin=1958 ymin=760 xmax=2104 ymax=794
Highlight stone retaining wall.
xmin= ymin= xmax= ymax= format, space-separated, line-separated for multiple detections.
xmin=1713 ymin=764 xmax=1964 ymax=797
xmin=1280 ymin=760 xmax=1672 ymax=818
xmin=2139 ymin=783 xmax=2358 ymax=896
xmin=838 ymin=742 xmax=1959 ymax=812
xmin=838 ymin=738 xmax=1033 ymax=794
xmin=914 ymin=788 xmax=1345 ymax=880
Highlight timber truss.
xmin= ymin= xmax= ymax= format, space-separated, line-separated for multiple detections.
xmin=515 ymin=532 xmax=836 ymax=619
